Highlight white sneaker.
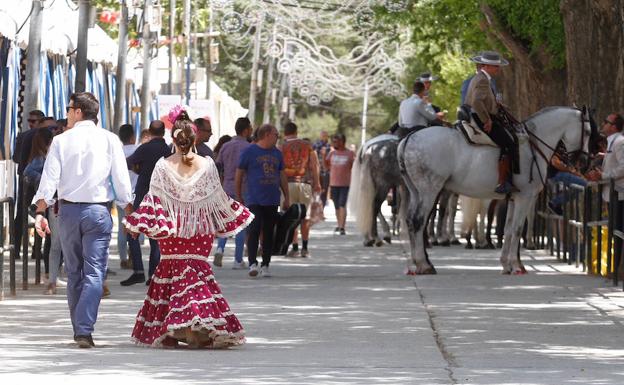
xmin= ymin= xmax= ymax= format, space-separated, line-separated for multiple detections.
xmin=232 ymin=261 xmax=247 ymax=270
xmin=248 ymin=263 xmax=259 ymax=277
xmin=286 ymin=248 xmax=300 ymax=258
xmin=260 ymin=265 xmax=272 ymax=278
xmin=55 ymin=279 xmax=67 ymax=287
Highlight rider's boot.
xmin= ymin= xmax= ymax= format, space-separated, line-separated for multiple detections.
xmin=494 ymin=156 xmax=519 ymax=194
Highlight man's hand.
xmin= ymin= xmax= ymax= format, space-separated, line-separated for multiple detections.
xmin=35 ymin=214 xmax=51 ymax=237
xmin=586 ymin=169 xmax=602 ymax=181
xmin=483 ymin=120 xmax=492 ymax=133
xmin=282 ymin=198 xmax=290 ymax=212
xmin=313 ymin=183 xmax=322 ymax=193
xmin=124 ymin=203 xmax=134 ymax=216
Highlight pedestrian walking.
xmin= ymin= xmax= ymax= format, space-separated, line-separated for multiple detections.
xmin=124 ymin=107 xmax=252 ymax=348
xmin=325 ymin=133 xmax=355 ymax=235
xmin=117 ymin=124 xmax=138 ymax=270
xmin=121 ymin=120 xmax=171 ymax=286
xmin=280 ymin=122 xmax=321 ymax=258
xmin=236 ymin=124 xmax=289 ymax=278
xmin=214 ymin=117 xmax=252 ymax=269
xmin=32 ymin=92 xmax=133 ymax=348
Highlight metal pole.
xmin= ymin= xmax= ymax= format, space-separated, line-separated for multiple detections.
xmin=183 ymin=0 xmax=191 ymax=103
xmin=113 ymin=0 xmax=129 ymax=133
xmin=23 ymin=0 xmax=43 ymax=126
xmin=248 ymin=23 xmax=262 ymax=125
xmin=205 ymin=0 xmax=212 ymax=100
xmin=75 ymin=0 xmax=91 ymax=93
xmin=262 ymin=57 xmax=275 ymax=124
xmin=139 ymin=0 xmax=153 ymax=130
xmin=168 ymin=0 xmax=176 ymax=94
xmin=361 ymin=79 xmax=369 ymax=146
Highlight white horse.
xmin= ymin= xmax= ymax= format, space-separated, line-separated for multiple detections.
xmin=460 ymin=196 xmax=493 ymax=249
xmin=398 ymin=107 xmax=593 ymax=274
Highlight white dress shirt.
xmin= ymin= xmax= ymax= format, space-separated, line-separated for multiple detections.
xmin=33 ymin=120 xmax=134 ymax=208
xmin=123 ymin=143 xmax=139 ymax=190
xmin=601 ymin=132 xmax=624 ymax=201
xmin=398 ymin=94 xmax=438 ymax=128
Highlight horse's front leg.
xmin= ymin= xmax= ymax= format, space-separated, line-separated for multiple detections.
xmin=502 ymin=196 xmax=532 ymax=274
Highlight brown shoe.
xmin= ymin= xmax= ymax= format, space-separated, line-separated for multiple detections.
xmin=102 ymin=283 xmax=111 ymax=298
xmin=120 ymin=259 xmax=133 ymax=270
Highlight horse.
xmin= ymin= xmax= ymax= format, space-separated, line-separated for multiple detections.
xmin=349 ymin=134 xmax=402 ymax=246
xmin=460 ymin=196 xmax=495 ymax=249
xmin=398 ymin=106 xmax=594 ymax=275
xmin=428 ymin=190 xmax=460 ymax=246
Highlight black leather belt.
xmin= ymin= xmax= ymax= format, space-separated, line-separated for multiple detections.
xmin=60 ymin=200 xmax=108 ymax=206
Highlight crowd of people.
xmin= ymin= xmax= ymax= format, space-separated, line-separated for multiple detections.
xmin=13 ymin=91 xmax=356 ymax=349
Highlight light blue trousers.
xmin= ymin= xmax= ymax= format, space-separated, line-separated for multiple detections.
xmin=59 ymin=203 xmax=112 ymax=336
xmin=216 ymin=228 xmax=247 ymax=263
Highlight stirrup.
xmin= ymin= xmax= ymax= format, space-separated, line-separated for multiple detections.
xmin=495 ymin=181 xmax=519 ymax=194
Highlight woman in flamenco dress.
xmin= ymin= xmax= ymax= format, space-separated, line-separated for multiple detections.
xmin=124 ymin=107 xmax=253 ymax=348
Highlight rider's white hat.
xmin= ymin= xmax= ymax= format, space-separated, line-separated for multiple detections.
xmin=470 ymin=51 xmax=509 ymax=66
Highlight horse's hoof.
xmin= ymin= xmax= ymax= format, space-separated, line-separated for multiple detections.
xmin=525 ymin=245 xmax=536 ymax=250
xmin=405 ymin=268 xmax=417 ymax=276
xmin=375 ymin=240 xmax=384 ymax=247
xmin=465 ymin=244 xmax=473 ymax=250
xmin=512 ymin=269 xmax=528 ymax=275
xmin=415 ymin=266 xmax=437 ymax=275
xmin=431 ymin=240 xmax=439 ymax=246
xmin=363 ymin=240 xmax=375 ymax=247
xmin=451 ymin=239 xmax=461 ymax=245
xmin=439 ymin=240 xmax=451 ymax=247
xmin=383 ymin=236 xmax=392 ymax=244
xmin=501 ymin=269 xmax=512 ymax=275
xmin=486 ymin=243 xmax=496 ymax=250
xmin=496 ymin=242 xmax=503 ymax=249
xmin=475 ymin=244 xmax=484 ymax=249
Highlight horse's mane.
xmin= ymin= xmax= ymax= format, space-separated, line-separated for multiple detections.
xmin=524 ymin=106 xmax=577 ymax=123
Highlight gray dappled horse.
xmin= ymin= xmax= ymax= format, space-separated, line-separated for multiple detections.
xmin=398 ymin=106 xmax=594 ymax=275
xmin=348 ymin=134 xmax=402 ymax=246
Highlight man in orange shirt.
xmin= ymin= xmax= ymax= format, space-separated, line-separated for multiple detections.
xmin=280 ymin=122 xmax=321 ymax=257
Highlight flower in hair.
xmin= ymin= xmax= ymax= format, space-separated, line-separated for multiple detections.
xmin=168 ymin=105 xmax=186 ymax=125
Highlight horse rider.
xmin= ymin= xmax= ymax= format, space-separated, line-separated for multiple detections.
xmin=397 ymin=80 xmax=445 ymax=137
xmin=464 ymin=50 xmax=517 ymax=194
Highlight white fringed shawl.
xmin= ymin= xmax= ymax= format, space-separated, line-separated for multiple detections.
xmin=148 ymin=157 xmax=242 ymax=238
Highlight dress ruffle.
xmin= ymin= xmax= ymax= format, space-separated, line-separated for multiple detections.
xmin=131 ymin=236 xmax=245 ymax=348
xmin=123 ymin=195 xmax=176 ymax=239
xmin=123 ymin=194 xmax=253 ymax=239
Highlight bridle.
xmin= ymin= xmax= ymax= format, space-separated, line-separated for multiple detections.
xmin=525 ymin=106 xmax=591 ymax=186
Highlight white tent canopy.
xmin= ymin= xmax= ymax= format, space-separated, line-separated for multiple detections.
xmin=0 ymin=0 xmax=117 ymax=64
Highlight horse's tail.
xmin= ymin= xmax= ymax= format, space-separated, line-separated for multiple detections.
xmin=460 ymin=196 xmax=481 ymax=235
xmin=348 ymin=147 xmax=376 ymax=236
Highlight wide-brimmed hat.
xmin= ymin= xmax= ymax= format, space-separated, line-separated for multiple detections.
xmin=470 ymin=51 xmax=509 ymax=66
xmin=419 ymin=72 xmax=438 ymax=82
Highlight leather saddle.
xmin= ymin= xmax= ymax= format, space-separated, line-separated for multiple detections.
xmin=455 ymin=105 xmax=497 ymax=147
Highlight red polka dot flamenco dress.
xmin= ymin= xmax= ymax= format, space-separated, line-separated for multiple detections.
xmin=124 ymin=158 xmax=253 ymax=348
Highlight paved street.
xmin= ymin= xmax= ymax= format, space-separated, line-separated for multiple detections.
xmin=1 ymin=211 xmax=624 ymax=384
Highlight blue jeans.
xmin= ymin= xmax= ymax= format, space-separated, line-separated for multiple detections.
xmin=58 ymin=203 xmax=112 ymax=336
xmin=549 ymin=172 xmax=587 ymax=207
xmin=216 ymin=228 xmax=247 ymax=263
xmin=128 ymin=237 xmax=160 ymax=277
xmin=116 ymin=204 xmax=128 ymax=262
xmin=47 ymin=208 xmax=63 ymax=283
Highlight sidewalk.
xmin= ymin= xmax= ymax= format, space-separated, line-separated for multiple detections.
xmin=1 ymin=213 xmax=624 ymax=384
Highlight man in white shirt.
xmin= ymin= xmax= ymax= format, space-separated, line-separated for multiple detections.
xmin=32 ymin=92 xmax=133 ymax=348
xmin=587 ymin=113 xmax=624 ymax=272
xmin=398 ymin=81 xmax=444 ymax=134
xmin=117 ymin=124 xmax=138 ymax=269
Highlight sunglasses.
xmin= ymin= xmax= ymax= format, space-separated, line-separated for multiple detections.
xmin=66 ymin=106 xmax=78 ymax=113
xmin=27 ymin=118 xmax=41 ymax=123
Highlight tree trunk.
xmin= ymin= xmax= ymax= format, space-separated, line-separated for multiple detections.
xmin=560 ymin=0 xmax=624 ymax=121
xmin=480 ymin=4 xmax=567 ymax=119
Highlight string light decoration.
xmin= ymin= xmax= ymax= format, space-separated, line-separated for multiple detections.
xmin=214 ymin=0 xmax=412 ymax=105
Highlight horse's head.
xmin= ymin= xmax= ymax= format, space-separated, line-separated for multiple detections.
xmin=561 ymin=106 xmax=594 ymax=169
